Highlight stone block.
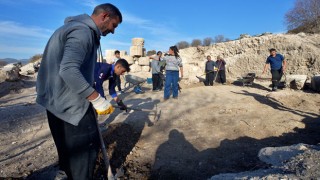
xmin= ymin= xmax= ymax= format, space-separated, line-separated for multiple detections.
xmin=122 ymin=55 xmax=134 ymax=65
xmin=138 ymin=57 xmax=150 ymax=66
xmin=285 ymin=75 xmax=307 ymax=90
xmin=130 ymin=45 xmax=143 ymax=57
xmin=120 ymin=50 xmax=127 ymax=57
xmin=131 ymin=38 xmax=144 ymax=46
xmin=141 ymin=66 xmax=150 ymax=72
xmin=129 ymin=64 xmax=142 ymax=73
xmin=0 ymin=69 xmax=6 ymax=83
xmin=3 ymin=63 xmax=20 ymax=81
xmin=311 ymin=75 xmax=320 ymax=92
xmin=105 ymin=49 xmax=116 ymax=58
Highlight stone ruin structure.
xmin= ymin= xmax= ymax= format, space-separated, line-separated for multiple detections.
xmin=104 ymin=37 xmax=150 ymax=73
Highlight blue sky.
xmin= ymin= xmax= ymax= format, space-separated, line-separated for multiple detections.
xmin=0 ymin=0 xmax=295 ymax=59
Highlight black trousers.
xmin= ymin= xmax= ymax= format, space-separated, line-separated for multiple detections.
xmin=152 ymin=73 xmax=161 ymax=90
xmin=47 ymin=106 xmax=100 ymax=180
xmin=115 ymin=75 xmax=121 ymax=91
xmin=205 ymin=71 xmax=215 ymax=86
xmin=271 ymin=68 xmax=283 ymax=89
xmin=217 ymin=70 xmax=226 ymax=83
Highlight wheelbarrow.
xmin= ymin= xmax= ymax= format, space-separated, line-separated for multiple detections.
xmin=124 ymin=74 xmax=146 ymax=93
xmin=238 ymin=73 xmax=256 ymax=86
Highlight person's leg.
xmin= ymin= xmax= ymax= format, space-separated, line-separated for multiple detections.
xmin=164 ymin=71 xmax=172 ymax=99
xmin=209 ymin=72 xmax=214 ymax=86
xmin=65 ymin=106 xmax=100 ymax=180
xmin=172 ymin=71 xmax=179 ymax=98
xmin=159 ymin=73 xmax=164 ymax=90
xmin=152 ymin=74 xmax=157 ymax=90
xmin=116 ymin=75 xmax=122 ymax=91
xmin=221 ymin=70 xmax=226 ymax=84
xmin=49 ymin=106 xmax=100 ymax=180
xmin=47 ymin=110 xmax=70 ymax=174
xmin=216 ymin=71 xmax=220 ymax=83
xmin=271 ymin=69 xmax=280 ymax=90
xmin=205 ymin=72 xmax=209 ymax=86
xmin=156 ymin=74 xmax=161 ymax=90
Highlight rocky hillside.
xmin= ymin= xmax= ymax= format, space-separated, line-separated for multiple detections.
xmin=179 ymin=33 xmax=320 ymax=84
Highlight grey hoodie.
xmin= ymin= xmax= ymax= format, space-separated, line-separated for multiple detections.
xmin=36 ymin=14 xmax=101 ymax=126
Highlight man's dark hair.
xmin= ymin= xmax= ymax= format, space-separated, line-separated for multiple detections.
xmin=114 ymin=50 xmax=120 ymax=55
xmin=157 ymin=51 xmax=162 ymax=55
xmin=92 ymin=3 xmax=122 ymax=23
xmin=115 ymin=59 xmax=130 ymax=72
xmin=269 ymin=48 xmax=276 ymax=52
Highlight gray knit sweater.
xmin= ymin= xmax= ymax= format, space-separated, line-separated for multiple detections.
xmin=36 ymin=14 xmax=100 ymax=126
xmin=163 ymin=55 xmax=183 ymax=71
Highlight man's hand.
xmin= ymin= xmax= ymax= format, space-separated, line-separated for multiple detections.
xmin=90 ymin=94 xmax=114 ymax=115
xmin=117 ymin=99 xmax=128 ymax=112
xmin=282 ymin=68 xmax=286 ymax=73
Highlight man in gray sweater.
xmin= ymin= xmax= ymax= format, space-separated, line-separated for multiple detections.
xmin=36 ymin=3 xmax=122 ymax=179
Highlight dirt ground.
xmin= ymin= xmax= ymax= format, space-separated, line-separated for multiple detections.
xmin=0 ymin=76 xmax=320 ymax=179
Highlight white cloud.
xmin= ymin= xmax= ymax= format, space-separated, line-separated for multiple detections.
xmin=0 ymin=21 xmax=52 ymax=39
xmin=0 ymin=44 xmax=44 ymax=57
xmin=79 ymin=0 xmax=99 ymax=9
xmin=123 ymin=12 xmax=179 ymax=37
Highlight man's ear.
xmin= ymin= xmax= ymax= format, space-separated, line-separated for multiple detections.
xmin=102 ymin=12 xmax=111 ymax=21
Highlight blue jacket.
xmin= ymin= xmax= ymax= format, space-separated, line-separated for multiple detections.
xmin=36 ymin=14 xmax=100 ymax=126
xmin=94 ymin=63 xmax=117 ymax=99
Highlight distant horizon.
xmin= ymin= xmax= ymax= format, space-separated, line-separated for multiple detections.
xmin=0 ymin=0 xmax=295 ymax=59
xmin=0 ymin=31 xmax=289 ymax=60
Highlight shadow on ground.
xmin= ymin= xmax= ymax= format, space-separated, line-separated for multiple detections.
xmin=0 ymin=76 xmax=36 ymax=98
xmin=149 ymin=90 xmax=319 ymax=179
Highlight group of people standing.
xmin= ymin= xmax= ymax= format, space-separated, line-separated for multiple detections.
xmin=204 ymin=55 xmax=227 ymax=86
xmin=149 ymin=46 xmax=183 ymax=100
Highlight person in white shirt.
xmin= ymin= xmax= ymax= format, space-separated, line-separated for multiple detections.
xmin=113 ymin=50 xmax=123 ymax=93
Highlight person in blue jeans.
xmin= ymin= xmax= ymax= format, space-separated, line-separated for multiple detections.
xmin=262 ymin=48 xmax=287 ymax=91
xmin=162 ymin=46 xmax=183 ymax=100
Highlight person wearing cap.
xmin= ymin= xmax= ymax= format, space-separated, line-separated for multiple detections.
xmin=36 ymin=3 xmax=122 ymax=179
xmin=262 ymin=48 xmax=286 ymax=91
xmin=215 ymin=55 xmax=227 ymax=84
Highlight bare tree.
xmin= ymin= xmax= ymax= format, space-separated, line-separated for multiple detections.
xmin=286 ymin=0 xmax=320 ymax=33
xmin=191 ymin=39 xmax=202 ymax=47
xmin=203 ymin=37 xmax=213 ymax=46
xmin=213 ymin=35 xmax=226 ymax=43
xmin=224 ymin=38 xmax=231 ymax=42
xmin=147 ymin=50 xmax=156 ymax=56
xmin=176 ymin=41 xmax=190 ymax=49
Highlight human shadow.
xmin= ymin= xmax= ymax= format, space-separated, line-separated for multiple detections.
xmin=101 ymin=97 xmax=160 ymax=175
xmin=231 ymin=80 xmax=271 ymax=91
xmin=151 ymin=129 xmax=203 ymax=179
xmin=232 ymin=90 xmax=318 ymax=117
xmin=151 ymin=92 xmax=320 ymax=179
